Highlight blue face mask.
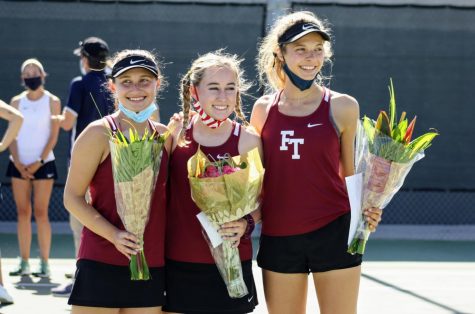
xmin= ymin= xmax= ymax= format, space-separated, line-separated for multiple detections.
xmin=282 ymin=63 xmax=316 ymax=91
xmin=118 ymin=102 xmax=157 ymax=123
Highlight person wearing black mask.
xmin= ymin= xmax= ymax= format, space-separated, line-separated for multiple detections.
xmin=7 ymin=58 xmax=61 ymax=279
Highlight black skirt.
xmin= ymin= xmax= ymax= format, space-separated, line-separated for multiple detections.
xmin=163 ymin=259 xmax=258 ymax=314
xmin=68 ymin=259 xmax=165 ymax=308
xmin=257 ymin=212 xmax=362 ymax=273
xmin=6 ymin=160 xmax=58 ymax=180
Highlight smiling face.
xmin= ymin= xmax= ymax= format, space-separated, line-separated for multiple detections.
xmin=114 ymin=67 xmax=159 ymax=113
xmin=279 ymin=32 xmax=325 ymax=81
xmin=193 ymin=65 xmax=238 ymax=122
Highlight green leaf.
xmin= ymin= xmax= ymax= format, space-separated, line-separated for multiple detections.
xmin=375 ymin=112 xmax=383 ymax=132
xmin=117 ymin=130 xmax=129 ymax=144
xmin=398 ymin=111 xmax=406 ymax=125
xmin=392 ymin=125 xmax=402 ymax=142
xmin=361 ymin=79 xmax=438 ymax=163
xmin=407 ymin=132 xmax=438 ymax=159
xmin=392 ymin=118 xmax=407 ymax=143
xmin=379 ymin=111 xmax=392 ymax=137
xmin=388 ymin=78 xmax=397 ymax=129
xmin=362 ymin=116 xmax=375 ymax=142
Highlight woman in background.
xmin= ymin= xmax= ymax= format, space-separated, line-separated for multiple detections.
xmin=7 ymin=58 xmax=60 ymax=279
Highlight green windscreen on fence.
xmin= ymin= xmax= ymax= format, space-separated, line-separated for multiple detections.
xmin=0 ymin=0 xmax=265 ymax=184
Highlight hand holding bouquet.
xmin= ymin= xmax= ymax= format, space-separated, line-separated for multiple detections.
xmin=109 ymin=122 xmax=169 ymax=280
xmin=348 ymin=80 xmax=438 ymax=255
xmin=188 ymin=147 xmax=264 ymax=298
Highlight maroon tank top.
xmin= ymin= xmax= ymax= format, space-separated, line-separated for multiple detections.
xmin=260 ymin=88 xmax=350 ymax=236
xmin=77 ymin=116 xmax=168 ymax=267
xmin=166 ymin=120 xmax=253 ymax=263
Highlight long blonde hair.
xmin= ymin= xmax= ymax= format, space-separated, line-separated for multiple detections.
xmin=179 ymin=50 xmax=251 ymax=143
xmin=257 ymin=11 xmax=333 ymax=92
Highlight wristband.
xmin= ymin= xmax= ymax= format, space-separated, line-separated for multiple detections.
xmin=37 ymin=158 xmax=45 ymax=165
xmin=243 ymin=214 xmax=255 ymax=239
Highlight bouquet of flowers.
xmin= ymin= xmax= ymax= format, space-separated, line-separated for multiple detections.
xmin=187 ymin=147 xmax=264 ymax=298
xmin=109 ymin=124 xmax=169 ymax=280
xmin=348 ymin=79 xmax=438 ymax=255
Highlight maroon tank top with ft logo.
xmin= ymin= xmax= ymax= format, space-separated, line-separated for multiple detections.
xmin=260 ymin=88 xmax=350 ymax=236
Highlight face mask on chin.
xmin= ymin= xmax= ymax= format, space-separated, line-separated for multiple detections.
xmin=23 ymin=77 xmax=42 ymax=91
xmin=118 ymin=102 xmax=157 ymax=123
xmin=192 ymin=100 xmax=226 ymax=129
xmin=282 ymin=63 xmax=317 ymax=91
xmin=191 ymin=86 xmax=226 ymax=129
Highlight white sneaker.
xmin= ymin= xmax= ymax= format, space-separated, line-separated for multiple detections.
xmin=0 ymin=284 xmax=14 ymax=305
xmin=9 ymin=259 xmax=30 ymax=276
xmin=51 ymin=282 xmax=73 ymax=297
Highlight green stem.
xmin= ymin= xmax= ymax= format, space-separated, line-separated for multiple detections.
xmin=222 ymin=241 xmax=248 ymax=298
xmin=140 ymin=250 xmax=151 ymax=280
xmin=129 ymin=250 xmax=150 ymax=280
xmin=347 ymin=224 xmax=371 ymax=255
xmin=347 ymin=237 xmax=367 ymax=255
xmin=130 ymin=254 xmax=139 ymax=280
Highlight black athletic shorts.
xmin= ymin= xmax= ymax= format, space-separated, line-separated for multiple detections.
xmin=68 ymin=259 xmax=165 ymax=308
xmin=6 ymin=160 xmax=57 ymax=180
xmin=163 ymin=259 xmax=258 ymax=314
xmin=257 ymin=212 xmax=362 ymax=273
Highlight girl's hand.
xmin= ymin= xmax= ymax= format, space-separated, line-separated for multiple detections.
xmin=364 ymin=207 xmax=383 ymax=232
xmin=219 ymin=218 xmax=247 ymax=248
xmin=14 ymin=161 xmax=34 ymax=180
xmin=25 ymin=161 xmax=41 ymax=176
xmin=112 ymin=230 xmax=140 ymax=260
xmin=50 ymin=114 xmax=64 ymax=123
xmin=168 ymin=111 xmax=198 ymax=137
xmin=168 ymin=112 xmax=184 ymax=139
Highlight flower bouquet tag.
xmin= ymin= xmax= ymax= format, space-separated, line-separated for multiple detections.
xmin=197 ymin=212 xmax=223 ymax=248
xmin=345 ymin=172 xmax=363 ymax=245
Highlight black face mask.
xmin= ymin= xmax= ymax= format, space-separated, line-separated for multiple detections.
xmin=282 ymin=63 xmax=317 ymax=91
xmin=23 ymin=77 xmax=42 ymax=91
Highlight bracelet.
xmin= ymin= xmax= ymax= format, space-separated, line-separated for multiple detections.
xmin=37 ymin=158 xmax=45 ymax=165
xmin=242 ymin=214 xmax=255 ymax=239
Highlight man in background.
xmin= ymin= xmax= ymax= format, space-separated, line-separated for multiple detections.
xmin=52 ymin=36 xmax=114 ymax=297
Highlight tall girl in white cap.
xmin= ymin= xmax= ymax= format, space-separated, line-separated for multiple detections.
xmin=7 ymin=58 xmax=61 ymax=279
xmin=251 ymin=11 xmax=383 ymax=313
xmin=64 ymin=49 xmax=172 ymax=313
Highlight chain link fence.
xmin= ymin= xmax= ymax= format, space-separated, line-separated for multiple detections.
xmin=0 ymin=0 xmax=266 ymax=184
xmin=0 ymin=184 xmax=68 ymax=222
xmin=1 ymin=184 xmax=475 ymax=226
